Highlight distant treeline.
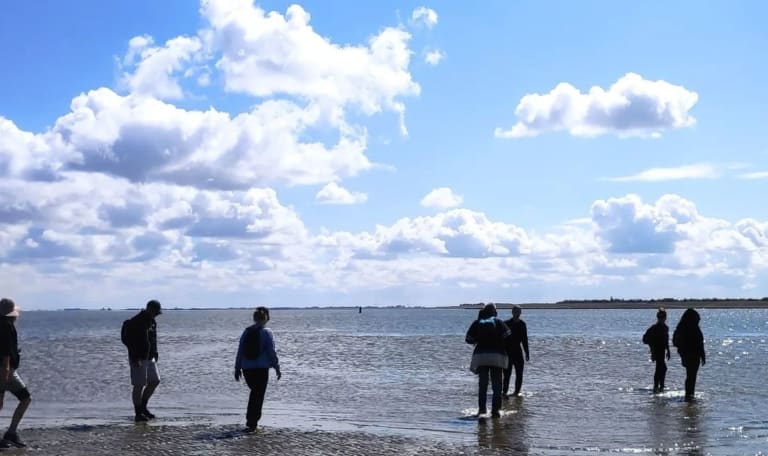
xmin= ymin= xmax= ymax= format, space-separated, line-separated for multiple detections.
xmin=460 ymin=297 xmax=768 ymax=310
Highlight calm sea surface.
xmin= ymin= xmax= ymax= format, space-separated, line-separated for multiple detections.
xmin=7 ymin=308 xmax=768 ymax=455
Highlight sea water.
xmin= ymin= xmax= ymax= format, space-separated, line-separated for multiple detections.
xmin=9 ymin=308 xmax=768 ymax=455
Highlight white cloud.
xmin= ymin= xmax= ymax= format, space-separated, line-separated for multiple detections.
xmin=411 ymin=7 xmax=438 ymax=28
xmin=316 ymin=182 xmax=368 ymax=205
xmin=201 ymin=1 xmax=420 ymax=121
xmin=740 ymin=171 xmax=768 ymax=179
xmin=495 ymin=73 xmax=698 ymax=138
xmin=3 ymin=88 xmax=370 ymax=188
xmin=120 ymin=35 xmax=202 ymax=100
xmin=421 ymin=187 xmax=463 ymax=209
xmin=424 ymin=49 xmax=444 ymax=65
xmin=603 ymin=163 xmax=720 ymax=182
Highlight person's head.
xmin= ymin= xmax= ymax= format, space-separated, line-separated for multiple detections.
xmin=656 ymin=307 xmax=667 ymax=322
xmin=253 ymin=306 xmax=270 ymax=325
xmin=512 ymin=305 xmax=522 ymax=318
xmin=146 ymin=299 xmax=162 ymax=317
xmin=0 ymin=298 xmax=19 ymax=321
xmin=479 ymin=303 xmax=497 ymax=320
xmin=678 ymin=307 xmax=700 ymax=326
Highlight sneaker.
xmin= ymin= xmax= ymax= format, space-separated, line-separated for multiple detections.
xmin=135 ymin=413 xmax=150 ymax=422
xmin=243 ymin=425 xmax=257 ymax=433
xmin=142 ymin=408 xmax=156 ymax=420
xmin=491 ymin=411 xmax=501 ymax=418
xmin=1 ymin=431 xmax=26 ymax=448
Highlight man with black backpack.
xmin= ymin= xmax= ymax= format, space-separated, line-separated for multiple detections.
xmin=642 ymin=308 xmax=670 ymax=394
xmin=122 ymin=300 xmax=162 ymax=422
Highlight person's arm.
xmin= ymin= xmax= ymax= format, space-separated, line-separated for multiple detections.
xmin=665 ymin=328 xmax=671 ymax=360
xmin=522 ymin=322 xmax=530 ymax=361
xmin=465 ymin=322 xmax=477 ymax=345
xmin=0 ymin=356 xmax=9 ymax=383
xmin=699 ymin=328 xmax=706 ymax=365
xmin=264 ymin=329 xmax=281 ymax=380
xmin=234 ymin=329 xmax=246 ymax=381
xmin=498 ymin=320 xmax=511 ymax=341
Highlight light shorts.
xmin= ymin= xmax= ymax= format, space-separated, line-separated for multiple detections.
xmin=130 ymin=359 xmax=161 ymax=386
xmin=0 ymin=371 xmax=31 ymax=400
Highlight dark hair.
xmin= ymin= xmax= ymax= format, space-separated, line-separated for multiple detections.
xmin=512 ymin=305 xmax=521 ymax=313
xmin=253 ymin=306 xmax=270 ymax=323
xmin=677 ymin=307 xmax=700 ymax=328
xmin=478 ymin=303 xmax=497 ymax=320
xmin=656 ymin=308 xmax=667 ymax=320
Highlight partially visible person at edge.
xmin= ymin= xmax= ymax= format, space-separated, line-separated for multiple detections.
xmin=502 ymin=305 xmax=530 ymax=398
xmin=465 ymin=303 xmax=511 ymax=418
xmin=0 ymin=298 xmax=31 ymax=449
xmin=126 ymin=300 xmax=163 ymax=422
xmin=234 ymin=307 xmax=281 ymax=432
xmin=672 ymin=308 xmax=706 ymax=402
xmin=642 ymin=307 xmax=671 ymax=394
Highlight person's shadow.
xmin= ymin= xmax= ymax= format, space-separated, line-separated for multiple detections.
xmin=476 ymin=397 xmax=529 ymax=455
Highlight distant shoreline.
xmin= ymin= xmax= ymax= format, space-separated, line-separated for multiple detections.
xmin=23 ymin=298 xmax=768 ymax=311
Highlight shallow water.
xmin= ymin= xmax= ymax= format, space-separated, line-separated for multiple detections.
xmin=8 ymin=308 xmax=768 ymax=455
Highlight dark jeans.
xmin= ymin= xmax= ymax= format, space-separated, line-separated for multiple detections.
xmin=502 ymin=351 xmax=525 ymax=395
xmin=681 ymin=355 xmax=700 ymax=400
xmin=477 ymin=366 xmax=503 ymax=414
xmin=243 ymin=368 xmax=269 ymax=426
xmin=653 ymin=359 xmax=667 ymax=391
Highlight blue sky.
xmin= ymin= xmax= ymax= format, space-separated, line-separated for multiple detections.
xmin=1 ymin=1 xmax=766 ymax=309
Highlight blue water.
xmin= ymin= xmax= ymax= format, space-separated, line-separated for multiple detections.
xmin=8 ymin=308 xmax=768 ymax=454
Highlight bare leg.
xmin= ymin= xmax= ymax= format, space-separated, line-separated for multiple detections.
xmin=8 ymin=397 xmax=30 ymax=434
xmin=141 ymin=382 xmax=159 ymax=409
xmin=132 ymin=385 xmax=144 ymax=412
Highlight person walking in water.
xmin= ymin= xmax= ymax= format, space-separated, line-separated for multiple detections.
xmin=466 ymin=304 xmax=510 ymax=418
xmin=123 ymin=300 xmax=162 ymax=422
xmin=502 ymin=305 xmax=530 ymax=397
xmin=642 ymin=308 xmax=671 ymax=393
xmin=672 ymin=308 xmax=705 ymax=402
xmin=0 ymin=298 xmax=31 ymax=448
xmin=234 ymin=307 xmax=281 ymax=432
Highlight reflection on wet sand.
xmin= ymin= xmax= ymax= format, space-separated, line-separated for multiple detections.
xmin=477 ymin=397 xmax=529 ymax=455
xmin=679 ymin=401 xmax=705 ymax=456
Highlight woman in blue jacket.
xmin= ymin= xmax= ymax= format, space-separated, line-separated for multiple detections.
xmin=234 ymin=307 xmax=281 ymax=431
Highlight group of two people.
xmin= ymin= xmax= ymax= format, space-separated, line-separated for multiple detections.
xmin=465 ymin=304 xmax=530 ymax=418
xmin=121 ymin=301 xmax=282 ymax=432
xmin=643 ymin=307 xmax=706 ymax=402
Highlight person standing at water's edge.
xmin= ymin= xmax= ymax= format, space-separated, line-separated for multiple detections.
xmin=235 ymin=307 xmax=281 ymax=432
xmin=673 ymin=308 xmax=705 ymax=402
xmin=502 ymin=305 xmax=529 ymax=397
xmin=0 ymin=298 xmax=31 ymax=448
xmin=643 ymin=308 xmax=671 ymax=394
xmin=124 ymin=300 xmax=162 ymax=422
xmin=466 ymin=304 xmax=510 ymax=418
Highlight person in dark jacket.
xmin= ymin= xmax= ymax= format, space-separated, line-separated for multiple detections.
xmin=466 ymin=304 xmax=510 ymax=418
xmin=643 ymin=308 xmax=671 ymax=393
xmin=125 ymin=300 xmax=162 ymax=422
xmin=672 ymin=308 xmax=705 ymax=402
xmin=0 ymin=298 xmax=31 ymax=449
xmin=234 ymin=307 xmax=281 ymax=432
xmin=502 ymin=305 xmax=530 ymax=397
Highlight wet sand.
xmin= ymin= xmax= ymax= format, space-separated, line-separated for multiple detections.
xmin=16 ymin=424 xmax=504 ymax=455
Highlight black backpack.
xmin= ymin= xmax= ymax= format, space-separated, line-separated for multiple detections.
xmin=121 ymin=319 xmax=133 ymax=347
xmin=242 ymin=327 xmax=262 ymax=359
xmin=475 ymin=319 xmax=502 ymax=346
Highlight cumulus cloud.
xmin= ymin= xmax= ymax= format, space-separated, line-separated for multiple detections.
xmin=411 ymin=7 xmax=438 ymax=28
xmin=421 ymin=187 xmax=463 ymax=209
xmin=201 ymin=1 xmax=420 ymax=122
xmin=495 ymin=73 xmax=698 ymax=138
xmin=424 ymin=49 xmax=444 ymax=65
xmin=316 ymin=182 xmax=368 ymax=205
xmin=603 ymin=163 xmax=720 ymax=182
xmin=120 ymin=35 xmax=202 ymax=99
